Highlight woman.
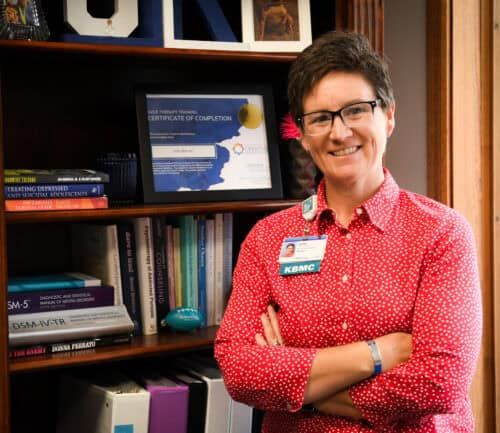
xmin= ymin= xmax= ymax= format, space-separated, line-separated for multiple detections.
xmin=215 ymin=31 xmax=481 ymax=432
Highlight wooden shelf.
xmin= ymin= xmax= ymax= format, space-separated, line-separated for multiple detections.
xmin=0 ymin=39 xmax=297 ymax=63
xmin=5 ymin=199 xmax=299 ymax=224
xmin=9 ymin=326 xmax=218 ymax=374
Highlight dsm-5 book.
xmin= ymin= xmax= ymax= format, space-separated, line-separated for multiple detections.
xmin=8 ymin=285 xmax=114 ymax=315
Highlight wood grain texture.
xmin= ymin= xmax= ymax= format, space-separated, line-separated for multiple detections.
xmin=493 ymin=0 xmax=500 ymax=431
xmin=452 ymin=1 xmax=494 ymax=432
xmin=335 ymin=0 xmax=384 ymax=52
xmin=426 ymin=0 xmax=451 ymax=204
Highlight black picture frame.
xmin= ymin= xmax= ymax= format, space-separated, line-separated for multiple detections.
xmin=135 ymin=84 xmax=283 ymax=204
xmin=0 ymin=0 xmax=49 ymax=41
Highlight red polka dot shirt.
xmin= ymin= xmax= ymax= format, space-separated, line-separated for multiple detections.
xmin=215 ymin=170 xmax=482 ymax=432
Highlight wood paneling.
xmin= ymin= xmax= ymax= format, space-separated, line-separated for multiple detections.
xmin=426 ymin=0 xmax=451 ymax=205
xmin=336 ymin=0 xmax=384 ymax=52
xmin=452 ymin=1 xmax=494 ymax=432
xmin=493 ymin=0 xmax=500 ymax=431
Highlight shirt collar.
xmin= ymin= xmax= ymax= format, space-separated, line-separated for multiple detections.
xmin=313 ymin=168 xmax=400 ymax=232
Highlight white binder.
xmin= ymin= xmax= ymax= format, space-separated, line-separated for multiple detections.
xmin=56 ymin=372 xmax=150 ymax=433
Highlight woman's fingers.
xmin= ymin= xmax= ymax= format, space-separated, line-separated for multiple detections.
xmin=267 ymin=305 xmax=283 ymax=345
xmin=255 ymin=333 xmax=268 ymax=346
xmin=261 ymin=312 xmax=278 ymax=346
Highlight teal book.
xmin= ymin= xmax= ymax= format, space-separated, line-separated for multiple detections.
xmin=8 ymin=272 xmax=101 ymax=293
xmin=179 ymin=215 xmax=198 ymax=309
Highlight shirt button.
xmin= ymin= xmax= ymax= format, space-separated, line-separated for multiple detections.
xmin=345 ymin=232 xmax=352 ymax=239
xmin=356 ymin=208 xmax=363 ymax=215
xmin=342 ymin=274 xmax=349 ymax=283
xmin=342 ymin=322 xmax=348 ymax=330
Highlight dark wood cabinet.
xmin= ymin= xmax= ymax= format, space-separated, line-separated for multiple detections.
xmin=0 ymin=2 xmax=384 ymax=431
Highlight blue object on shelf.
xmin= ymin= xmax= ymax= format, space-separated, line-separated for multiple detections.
xmin=61 ymin=0 xmax=163 ymax=47
xmin=194 ymin=0 xmax=237 ymax=42
xmin=162 ymin=307 xmax=205 ymax=332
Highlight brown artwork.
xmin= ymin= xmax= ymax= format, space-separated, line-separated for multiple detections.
xmin=253 ymin=0 xmax=300 ymax=41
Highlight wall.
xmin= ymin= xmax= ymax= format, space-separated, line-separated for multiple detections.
xmin=384 ymin=0 xmax=427 ymax=195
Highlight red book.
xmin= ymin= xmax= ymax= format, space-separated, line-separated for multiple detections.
xmin=5 ymin=196 xmax=108 ymax=211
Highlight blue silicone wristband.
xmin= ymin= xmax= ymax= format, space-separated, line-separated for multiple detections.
xmin=367 ymin=340 xmax=382 ymax=375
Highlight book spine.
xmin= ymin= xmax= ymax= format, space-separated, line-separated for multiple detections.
xmin=117 ymin=222 xmax=143 ymax=336
xmin=214 ymin=213 xmax=224 ymax=325
xmin=8 ymin=285 xmax=114 ymax=315
xmin=165 ymin=224 xmax=176 ymax=310
xmin=107 ymin=224 xmax=123 ymax=305
xmin=4 ymin=173 xmax=109 ymax=184
xmin=205 ymin=218 xmax=215 ymax=326
xmin=8 ymin=333 xmax=131 ymax=359
xmin=180 ymin=215 xmax=197 ymax=309
xmin=197 ymin=216 xmax=207 ymax=326
xmin=173 ymin=227 xmax=183 ymax=308
xmin=7 ymin=272 xmax=101 ymax=293
xmin=5 ymin=183 xmax=105 ymax=199
xmin=222 ymin=213 xmax=233 ymax=315
xmin=133 ymin=217 xmax=158 ymax=335
xmin=8 ymin=305 xmax=134 ymax=347
xmin=5 ymin=196 xmax=108 ymax=211
xmin=152 ymin=216 xmax=170 ymax=330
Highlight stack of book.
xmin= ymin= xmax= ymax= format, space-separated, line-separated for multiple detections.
xmin=4 ymin=169 xmax=110 ymax=211
xmin=8 ymin=272 xmax=134 ymax=358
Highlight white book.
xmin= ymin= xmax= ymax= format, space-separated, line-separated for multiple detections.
xmin=205 ymin=218 xmax=216 ymax=326
xmin=214 ymin=213 xmax=224 ymax=325
xmin=8 ymin=305 xmax=134 ymax=347
xmin=57 ymin=372 xmax=150 ymax=433
xmin=71 ymin=223 xmax=123 ymax=305
xmin=133 ymin=217 xmax=158 ymax=335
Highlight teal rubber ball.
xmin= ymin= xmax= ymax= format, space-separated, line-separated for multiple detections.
xmin=163 ymin=307 xmax=204 ymax=331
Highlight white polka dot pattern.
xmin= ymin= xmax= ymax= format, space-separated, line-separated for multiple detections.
xmin=214 ymin=170 xmax=482 ymax=432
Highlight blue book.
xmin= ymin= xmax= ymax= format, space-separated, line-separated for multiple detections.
xmin=5 ymin=183 xmax=105 ymax=199
xmin=197 ymin=216 xmax=207 ymax=327
xmin=117 ymin=222 xmax=143 ymax=336
xmin=8 ymin=272 xmax=102 ymax=293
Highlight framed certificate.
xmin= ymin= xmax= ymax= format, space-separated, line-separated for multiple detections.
xmin=135 ymin=85 xmax=283 ymax=204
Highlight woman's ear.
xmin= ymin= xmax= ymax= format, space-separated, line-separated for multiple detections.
xmin=385 ymin=102 xmax=396 ymax=137
xmin=300 ymin=135 xmax=310 ymax=153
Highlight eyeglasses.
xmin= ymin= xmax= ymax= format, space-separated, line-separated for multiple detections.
xmin=297 ymin=99 xmax=382 ymax=136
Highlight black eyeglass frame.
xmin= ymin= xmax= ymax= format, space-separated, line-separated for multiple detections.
xmin=295 ymin=99 xmax=382 ymax=131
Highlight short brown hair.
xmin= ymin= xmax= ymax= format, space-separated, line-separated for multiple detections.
xmin=287 ymin=31 xmax=394 ymax=122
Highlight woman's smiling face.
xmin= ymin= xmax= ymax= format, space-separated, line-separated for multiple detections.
xmin=300 ymin=71 xmax=395 ymax=193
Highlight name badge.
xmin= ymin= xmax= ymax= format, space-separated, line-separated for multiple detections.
xmin=278 ymin=235 xmax=327 ymax=276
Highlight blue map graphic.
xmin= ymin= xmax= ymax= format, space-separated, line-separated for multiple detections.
xmin=146 ymin=96 xmax=246 ymax=191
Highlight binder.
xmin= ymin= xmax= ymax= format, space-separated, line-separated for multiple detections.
xmin=171 ymin=370 xmax=207 ymax=433
xmin=139 ymin=373 xmax=189 ymax=433
xmin=175 ymin=356 xmax=253 ymax=433
xmin=56 ymin=372 xmax=150 ymax=433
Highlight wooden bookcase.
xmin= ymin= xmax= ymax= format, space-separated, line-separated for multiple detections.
xmin=0 ymin=2 xmax=384 ymax=432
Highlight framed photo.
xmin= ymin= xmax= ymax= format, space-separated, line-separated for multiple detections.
xmin=135 ymin=85 xmax=283 ymax=204
xmin=0 ymin=0 xmax=49 ymax=40
xmin=162 ymin=0 xmax=249 ymax=51
xmin=241 ymin=0 xmax=312 ymax=52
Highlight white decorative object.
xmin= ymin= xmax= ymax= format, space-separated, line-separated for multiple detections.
xmin=64 ymin=0 xmax=139 ymax=37
xmin=162 ymin=0 xmax=249 ymax=51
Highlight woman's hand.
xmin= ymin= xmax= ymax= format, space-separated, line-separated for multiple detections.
xmin=314 ymin=390 xmax=363 ymax=420
xmin=255 ymin=305 xmax=284 ymax=347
